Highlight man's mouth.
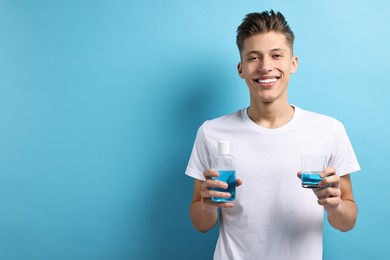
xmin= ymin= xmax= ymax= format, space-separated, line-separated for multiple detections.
xmin=254 ymin=77 xmax=280 ymax=86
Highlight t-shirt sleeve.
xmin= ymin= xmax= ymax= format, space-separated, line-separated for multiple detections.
xmin=185 ymin=124 xmax=211 ymax=181
xmin=329 ymin=120 xmax=361 ymax=176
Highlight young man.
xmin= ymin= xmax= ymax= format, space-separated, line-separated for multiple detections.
xmin=185 ymin=10 xmax=360 ymax=260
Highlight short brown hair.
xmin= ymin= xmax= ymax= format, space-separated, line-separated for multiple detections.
xmin=236 ymin=10 xmax=295 ymax=54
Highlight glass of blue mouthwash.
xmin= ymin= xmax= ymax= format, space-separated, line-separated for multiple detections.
xmin=211 ymin=140 xmax=236 ymax=202
xmin=300 ymin=155 xmax=327 ymax=188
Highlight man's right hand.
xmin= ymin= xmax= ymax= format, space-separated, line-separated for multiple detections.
xmin=190 ymin=170 xmax=242 ymax=233
xmin=200 ymin=169 xmax=243 ymax=212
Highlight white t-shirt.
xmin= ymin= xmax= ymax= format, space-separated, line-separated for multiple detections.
xmin=185 ymin=106 xmax=360 ymax=260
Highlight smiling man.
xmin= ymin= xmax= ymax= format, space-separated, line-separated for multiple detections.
xmin=238 ymin=31 xmax=297 ymax=128
xmin=185 ymin=10 xmax=360 ymax=260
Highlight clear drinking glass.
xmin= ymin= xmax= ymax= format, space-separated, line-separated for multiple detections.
xmin=300 ymin=155 xmax=327 ymax=188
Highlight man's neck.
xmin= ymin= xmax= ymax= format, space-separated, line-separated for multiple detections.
xmin=247 ymin=101 xmax=295 ymax=129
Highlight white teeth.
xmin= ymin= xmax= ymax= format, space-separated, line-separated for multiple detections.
xmin=257 ymin=78 xmax=277 ymax=84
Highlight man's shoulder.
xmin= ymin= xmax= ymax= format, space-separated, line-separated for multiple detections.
xmin=202 ymin=109 xmax=244 ymax=128
xmin=297 ymin=106 xmax=341 ymax=125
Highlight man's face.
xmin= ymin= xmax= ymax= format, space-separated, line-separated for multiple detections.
xmin=237 ymin=32 xmax=298 ymax=104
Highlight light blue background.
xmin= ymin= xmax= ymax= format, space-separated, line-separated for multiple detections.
xmin=0 ymin=0 xmax=389 ymax=259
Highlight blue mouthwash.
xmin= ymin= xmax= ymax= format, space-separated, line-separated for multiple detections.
xmin=301 ymin=172 xmax=322 ymax=188
xmin=211 ymin=140 xmax=236 ymax=202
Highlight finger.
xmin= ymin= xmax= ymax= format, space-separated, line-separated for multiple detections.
xmin=203 ymin=199 xmax=234 ymax=208
xmin=313 ymin=188 xmax=327 ymax=200
xmin=319 ymin=174 xmax=340 ymax=188
xmin=297 ymin=171 xmax=302 ymax=179
xmin=204 ymin=179 xmax=228 ymax=190
xmin=236 ymin=178 xmax=243 ymax=187
xmin=203 ymin=169 xmax=220 ymax=179
xmin=317 ymin=196 xmax=341 ymax=207
xmin=201 ymin=189 xmax=231 ymax=200
xmin=314 ymin=187 xmax=341 ymax=199
xmin=320 ymin=167 xmax=336 ymax=178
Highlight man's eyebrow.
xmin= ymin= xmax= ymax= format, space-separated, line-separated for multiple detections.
xmin=270 ymin=48 xmax=285 ymax=52
xmin=244 ymin=48 xmax=286 ymax=56
xmin=244 ymin=50 xmax=261 ymax=56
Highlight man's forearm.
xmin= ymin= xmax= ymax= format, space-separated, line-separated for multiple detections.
xmin=190 ymin=200 xmax=218 ymax=233
xmin=327 ymin=199 xmax=358 ymax=232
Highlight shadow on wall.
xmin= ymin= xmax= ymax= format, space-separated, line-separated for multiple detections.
xmin=141 ymin=61 xmax=231 ymax=259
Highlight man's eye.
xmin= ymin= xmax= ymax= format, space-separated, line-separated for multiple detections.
xmin=273 ymin=54 xmax=283 ymax=59
xmin=248 ymin=57 xmax=259 ymax=61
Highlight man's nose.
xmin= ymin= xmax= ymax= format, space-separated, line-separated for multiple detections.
xmin=257 ymin=58 xmax=273 ymax=73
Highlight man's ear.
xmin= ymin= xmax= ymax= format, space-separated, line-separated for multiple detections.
xmin=237 ymin=62 xmax=244 ymax=78
xmin=290 ymin=56 xmax=298 ymax=74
